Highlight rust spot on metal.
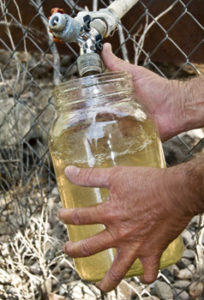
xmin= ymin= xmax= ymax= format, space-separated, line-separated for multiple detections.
xmin=49 ymin=7 xmax=65 ymax=44
xmin=50 ymin=7 xmax=65 ymax=15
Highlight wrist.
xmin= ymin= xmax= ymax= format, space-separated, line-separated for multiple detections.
xmin=154 ymin=79 xmax=187 ymax=140
xmin=164 ymin=157 xmax=204 ymax=218
xmin=183 ymin=76 xmax=204 ymax=131
xmin=182 ymin=156 xmax=204 ymax=216
xmin=163 ymin=163 xmax=193 ymax=219
xmin=170 ymin=76 xmax=204 ymax=135
xmin=167 ymin=80 xmax=187 ymax=136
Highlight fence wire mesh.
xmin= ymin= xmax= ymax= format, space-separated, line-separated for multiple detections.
xmin=0 ymin=0 xmax=203 ymax=299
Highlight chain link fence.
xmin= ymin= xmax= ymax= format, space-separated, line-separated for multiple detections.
xmin=0 ymin=0 xmax=203 ymax=299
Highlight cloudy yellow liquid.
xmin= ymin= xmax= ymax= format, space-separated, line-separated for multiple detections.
xmin=49 ymin=114 xmax=183 ymax=282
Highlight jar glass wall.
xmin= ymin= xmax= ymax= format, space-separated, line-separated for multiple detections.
xmin=49 ymin=71 xmax=183 ymax=282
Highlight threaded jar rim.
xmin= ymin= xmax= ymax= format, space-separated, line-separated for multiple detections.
xmin=53 ymin=71 xmax=136 ymax=112
xmin=53 ymin=71 xmax=133 ymax=98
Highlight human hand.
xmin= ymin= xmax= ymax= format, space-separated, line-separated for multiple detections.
xmin=101 ymin=43 xmax=187 ymax=141
xmin=58 ymin=165 xmax=192 ymax=292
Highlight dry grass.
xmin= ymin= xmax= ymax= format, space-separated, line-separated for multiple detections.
xmin=0 ymin=188 xmax=154 ymax=300
xmin=1 ymin=181 xmax=203 ymax=299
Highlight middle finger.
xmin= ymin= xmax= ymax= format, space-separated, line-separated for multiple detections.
xmin=64 ymin=229 xmax=114 ymax=257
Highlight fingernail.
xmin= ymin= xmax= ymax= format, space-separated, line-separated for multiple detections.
xmin=65 ymin=166 xmax=80 ymax=177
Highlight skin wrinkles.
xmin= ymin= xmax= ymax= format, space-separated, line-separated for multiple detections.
xmin=59 ymin=165 xmax=192 ymax=291
xmin=58 ymin=44 xmax=204 ymax=292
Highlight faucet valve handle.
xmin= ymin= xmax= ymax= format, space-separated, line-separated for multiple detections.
xmin=83 ymin=15 xmax=92 ymax=32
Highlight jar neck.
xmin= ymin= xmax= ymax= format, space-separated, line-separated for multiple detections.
xmin=53 ymin=71 xmax=134 ymax=112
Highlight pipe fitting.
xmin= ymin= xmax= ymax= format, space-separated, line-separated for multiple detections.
xmin=76 ymin=8 xmax=118 ymax=38
xmin=49 ymin=13 xmax=81 ymax=43
xmin=49 ymin=13 xmax=67 ymax=32
xmin=77 ymin=53 xmax=104 ymax=77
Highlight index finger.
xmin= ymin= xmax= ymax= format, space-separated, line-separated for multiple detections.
xmin=65 ymin=166 xmax=113 ymax=188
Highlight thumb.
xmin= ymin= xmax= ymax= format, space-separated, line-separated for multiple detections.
xmin=101 ymin=43 xmax=137 ymax=74
xmin=140 ymin=256 xmax=160 ymax=284
xmin=64 ymin=166 xmax=112 ymax=188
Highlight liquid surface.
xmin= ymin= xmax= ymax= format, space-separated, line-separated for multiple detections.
xmin=49 ymin=113 xmax=183 ymax=281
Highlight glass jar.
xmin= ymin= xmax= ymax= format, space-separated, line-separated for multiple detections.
xmin=49 ymin=71 xmax=183 ymax=282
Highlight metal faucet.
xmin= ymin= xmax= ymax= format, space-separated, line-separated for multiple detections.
xmin=49 ymin=8 xmax=115 ymax=76
xmin=48 ymin=0 xmax=139 ymax=76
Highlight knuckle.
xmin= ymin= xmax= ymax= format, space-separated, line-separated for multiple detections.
xmin=109 ymin=269 xmax=123 ymax=282
xmin=109 ymin=167 xmax=121 ymax=184
xmin=102 ymin=203 xmax=114 ymax=222
xmin=95 ymin=204 xmax=106 ymax=222
xmin=104 ymin=201 xmax=120 ymax=221
xmin=72 ymin=209 xmax=81 ymax=225
xmin=112 ymin=165 xmax=123 ymax=176
xmin=81 ymin=239 xmax=92 ymax=256
xmin=82 ymin=168 xmax=94 ymax=183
